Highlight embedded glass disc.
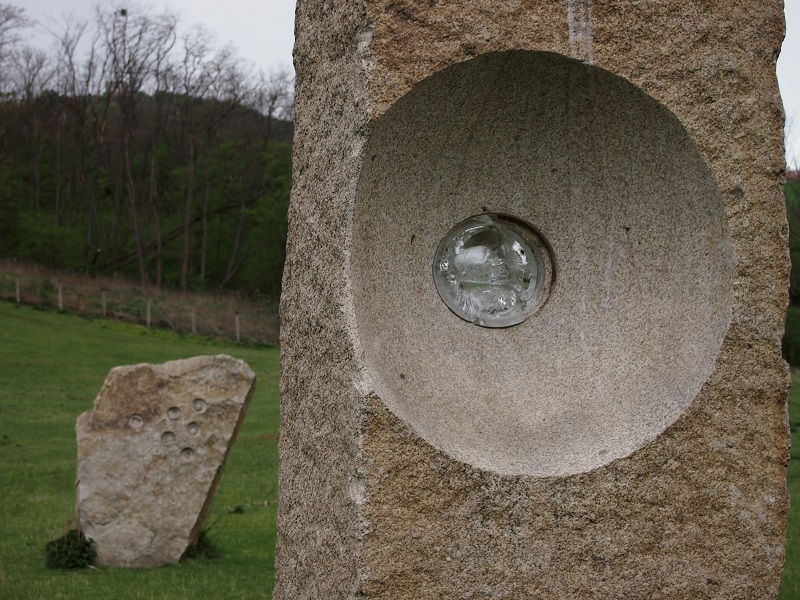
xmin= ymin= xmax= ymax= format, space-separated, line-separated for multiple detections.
xmin=433 ymin=214 xmax=553 ymax=327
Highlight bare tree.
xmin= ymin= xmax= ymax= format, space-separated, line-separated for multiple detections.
xmin=787 ymin=113 xmax=799 ymax=174
xmin=95 ymin=4 xmax=178 ymax=287
xmin=121 ymin=9 xmax=177 ymax=289
xmin=7 ymin=45 xmax=54 ymax=216
xmin=176 ymin=29 xmax=250 ymax=293
xmin=250 ymin=67 xmax=294 ymax=136
xmin=8 ymin=46 xmax=53 ymax=101
xmin=0 ymin=3 xmax=30 ymax=93
xmin=175 ymin=25 xmax=215 ymax=293
xmin=216 ymin=67 xmax=293 ymax=291
xmin=49 ymin=14 xmax=101 ymax=258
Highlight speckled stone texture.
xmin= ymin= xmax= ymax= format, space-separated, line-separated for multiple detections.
xmin=277 ymin=2 xmax=789 ymax=598
xmin=76 ymin=355 xmax=255 ymax=567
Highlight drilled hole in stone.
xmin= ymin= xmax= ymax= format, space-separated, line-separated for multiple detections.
xmin=187 ymin=422 xmax=200 ymax=437
xmin=180 ymin=447 xmax=195 ymax=461
xmin=167 ymin=406 xmax=182 ymax=420
xmin=192 ymin=399 xmax=207 ymax=413
xmin=161 ymin=431 xmax=176 ymax=444
xmin=129 ymin=415 xmax=144 ymax=429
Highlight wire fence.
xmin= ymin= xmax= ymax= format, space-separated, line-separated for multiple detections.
xmin=0 ymin=261 xmax=279 ymax=347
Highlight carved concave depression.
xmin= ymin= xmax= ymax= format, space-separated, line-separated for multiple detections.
xmin=351 ymin=50 xmax=734 ymax=477
xmin=433 ymin=213 xmax=553 ymax=327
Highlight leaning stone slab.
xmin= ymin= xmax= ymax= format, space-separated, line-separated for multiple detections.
xmin=76 ymin=354 xmax=255 ymax=568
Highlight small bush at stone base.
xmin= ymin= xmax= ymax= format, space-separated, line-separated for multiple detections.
xmin=45 ymin=529 xmax=96 ymax=569
xmin=182 ymin=529 xmax=219 ymax=561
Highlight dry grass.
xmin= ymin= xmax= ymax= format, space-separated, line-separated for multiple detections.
xmin=0 ymin=260 xmax=279 ymax=346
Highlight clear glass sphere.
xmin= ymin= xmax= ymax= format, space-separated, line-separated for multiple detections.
xmin=433 ymin=214 xmax=553 ymax=327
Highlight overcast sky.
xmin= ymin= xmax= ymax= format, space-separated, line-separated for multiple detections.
xmin=19 ymin=0 xmax=800 ymax=163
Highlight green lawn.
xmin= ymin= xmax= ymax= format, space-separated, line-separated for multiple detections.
xmin=0 ymin=302 xmax=279 ymax=599
xmin=780 ymin=367 xmax=800 ymax=600
xmin=0 ymin=301 xmax=797 ymax=598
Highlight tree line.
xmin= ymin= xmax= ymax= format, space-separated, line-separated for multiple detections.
xmin=789 ymin=181 xmax=800 ymax=306
xmin=0 ymin=3 xmax=293 ymax=297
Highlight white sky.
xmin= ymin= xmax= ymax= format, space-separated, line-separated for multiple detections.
xmin=18 ymin=0 xmax=800 ymax=163
xmin=22 ymin=0 xmax=296 ymax=74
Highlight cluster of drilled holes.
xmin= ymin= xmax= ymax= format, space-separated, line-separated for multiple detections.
xmin=123 ymin=398 xmax=208 ymax=462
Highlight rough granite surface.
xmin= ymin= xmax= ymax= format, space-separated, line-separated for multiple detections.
xmin=277 ymin=1 xmax=790 ymax=598
xmin=76 ymin=355 xmax=255 ymax=568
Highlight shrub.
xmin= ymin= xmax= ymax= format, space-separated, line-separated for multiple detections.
xmin=182 ymin=529 xmax=219 ymax=561
xmin=45 ymin=529 xmax=96 ymax=569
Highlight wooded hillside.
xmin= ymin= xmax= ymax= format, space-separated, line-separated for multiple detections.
xmin=0 ymin=3 xmax=293 ymax=298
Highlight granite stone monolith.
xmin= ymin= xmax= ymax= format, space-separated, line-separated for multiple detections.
xmin=277 ymin=2 xmax=790 ymax=598
xmin=76 ymin=354 xmax=255 ymax=567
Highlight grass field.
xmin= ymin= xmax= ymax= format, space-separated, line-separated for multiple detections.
xmin=0 ymin=301 xmax=797 ymax=598
xmin=0 ymin=302 xmax=279 ymax=599
xmin=780 ymin=365 xmax=800 ymax=600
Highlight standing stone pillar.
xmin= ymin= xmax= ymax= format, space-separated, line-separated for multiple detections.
xmin=277 ymin=2 xmax=790 ymax=598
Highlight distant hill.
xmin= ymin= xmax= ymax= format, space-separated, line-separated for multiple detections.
xmin=0 ymin=89 xmax=293 ymax=298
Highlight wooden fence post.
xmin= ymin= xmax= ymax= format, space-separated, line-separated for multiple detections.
xmin=235 ymin=311 xmax=241 ymax=343
xmin=101 ymin=290 xmax=107 ymax=317
xmin=15 ymin=278 xmax=20 ymax=304
xmin=57 ymin=283 xmax=63 ymax=310
xmin=146 ymin=298 xmax=152 ymax=328
xmin=191 ymin=305 xmax=197 ymax=334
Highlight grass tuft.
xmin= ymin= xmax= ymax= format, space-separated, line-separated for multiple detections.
xmin=45 ymin=529 xmax=96 ymax=570
xmin=183 ymin=529 xmax=220 ymax=562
